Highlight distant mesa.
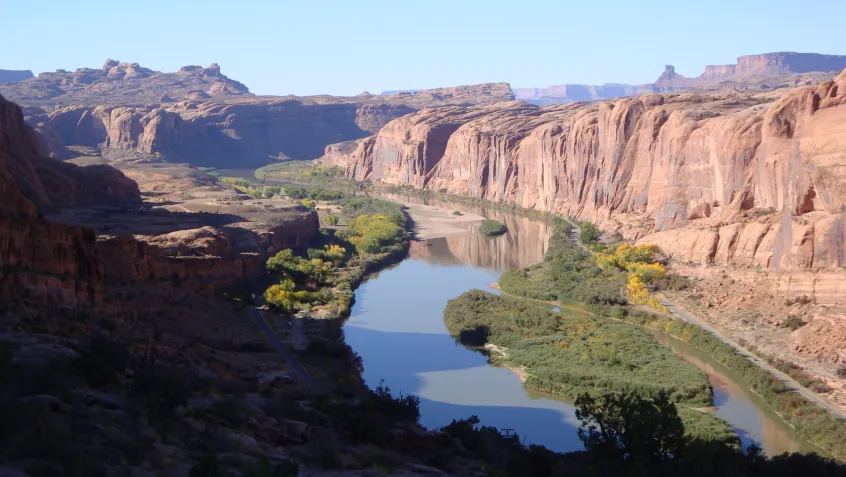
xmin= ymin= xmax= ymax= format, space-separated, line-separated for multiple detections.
xmin=381 ymin=89 xmax=424 ymax=95
xmin=646 ymin=52 xmax=846 ymax=92
xmin=513 ymin=52 xmax=846 ymax=104
xmin=0 ymin=58 xmax=251 ymax=106
xmin=0 ymin=69 xmax=35 ymax=83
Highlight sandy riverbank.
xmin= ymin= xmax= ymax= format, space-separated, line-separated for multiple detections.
xmin=402 ymin=202 xmax=486 ymax=240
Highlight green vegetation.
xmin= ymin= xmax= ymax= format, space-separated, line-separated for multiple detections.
xmin=438 ymin=392 xmax=845 ymax=477
xmin=255 ymin=162 xmax=361 ymax=192
xmin=498 ymin=220 xmax=627 ymax=309
xmin=337 ymin=196 xmax=407 ymax=226
xmin=578 ymin=221 xmax=602 ymax=245
xmin=479 ymin=219 xmax=507 ymax=236
xmin=621 ymin=312 xmax=846 ymax=459
xmin=336 ymin=214 xmax=409 ymax=255
xmin=282 ymin=185 xmax=344 ymax=201
xmin=262 ymin=195 xmax=409 ymax=316
xmin=218 ymin=176 xmax=282 ymax=198
xmin=442 ymin=290 xmax=737 ymax=443
xmin=492 ymin=216 xmax=846 ymax=458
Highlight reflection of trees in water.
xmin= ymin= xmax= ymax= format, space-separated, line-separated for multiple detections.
xmin=380 ymin=192 xmax=553 ymax=270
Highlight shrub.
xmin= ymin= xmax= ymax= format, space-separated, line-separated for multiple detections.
xmin=781 ymin=315 xmax=806 ymax=331
xmin=337 ymin=214 xmax=408 ymax=255
xmin=452 ymin=210 xmax=463 ymax=216
xmin=579 ymin=222 xmax=601 ymax=244
xmin=322 ymin=214 xmax=339 ymax=226
xmin=479 ymin=220 xmax=507 ymax=237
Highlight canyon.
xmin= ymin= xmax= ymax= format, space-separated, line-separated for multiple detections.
xmin=0 ymin=60 xmax=513 ymax=168
xmin=321 ymin=68 xmax=846 ymax=271
xmin=321 ymin=69 xmax=846 ymax=389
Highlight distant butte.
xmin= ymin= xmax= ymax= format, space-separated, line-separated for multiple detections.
xmin=513 ymin=52 xmax=846 ymax=104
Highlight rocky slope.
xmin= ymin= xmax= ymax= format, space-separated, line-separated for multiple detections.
xmin=321 ymin=69 xmax=846 ymax=270
xmin=0 ymin=69 xmax=33 ymax=83
xmin=0 ymin=94 xmax=319 ymax=314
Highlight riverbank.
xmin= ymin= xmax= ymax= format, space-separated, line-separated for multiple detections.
xmin=486 ymin=218 xmax=846 ymax=460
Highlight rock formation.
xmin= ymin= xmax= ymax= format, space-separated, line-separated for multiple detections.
xmin=0 ymin=59 xmax=249 ymax=106
xmin=646 ymin=52 xmax=846 ymax=92
xmin=321 ymin=69 xmax=846 ymax=270
xmin=0 ymin=69 xmax=34 ymax=83
xmin=0 ymin=94 xmax=319 ymax=314
xmin=0 ymin=60 xmax=513 ymax=168
xmin=513 ymin=52 xmax=846 ymax=104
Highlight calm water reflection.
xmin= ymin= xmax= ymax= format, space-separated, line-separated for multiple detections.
xmin=654 ymin=334 xmax=821 ymax=456
xmin=345 ymin=260 xmax=583 ymax=452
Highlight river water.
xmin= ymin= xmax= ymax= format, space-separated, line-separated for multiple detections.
xmin=343 ymin=193 xmax=817 ymax=456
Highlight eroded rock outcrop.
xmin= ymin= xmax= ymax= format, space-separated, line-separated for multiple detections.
xmin=0 ymin=94 xmax=318 ymax=314
xmin=322 ymin=70 xmax=846 ymax=269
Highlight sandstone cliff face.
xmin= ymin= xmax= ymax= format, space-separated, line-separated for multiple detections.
xmin=322 ymin=70 xmax=846 ymax=270
xmin=26 ymin=99 xmax=419 ymax=168
xmin=1 ymin=94 xmax=319 ymax=314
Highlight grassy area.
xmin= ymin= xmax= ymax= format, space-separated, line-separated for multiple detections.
xmin=622 ymin=311 xmax=846 ymax=459
xmin=442 ymin=290 xmax=737 ymax=445
xmin=479 ymin=219 xmax=507 ymax=236
xmin=496 ymin=217 xmax=846 ymax=459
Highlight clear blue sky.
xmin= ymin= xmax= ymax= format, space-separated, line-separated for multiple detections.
xmin=4 ymin=0 xmax=843 ymax=96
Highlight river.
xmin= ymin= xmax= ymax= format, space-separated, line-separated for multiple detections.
xmin=343 ymin=193 xmax=817 ymax=456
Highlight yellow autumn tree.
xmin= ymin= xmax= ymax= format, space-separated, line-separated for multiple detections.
xmin=322 ymin=244 xmax=346 ymax=265
xmin=265 ymin=278 xmax=296 ymax=312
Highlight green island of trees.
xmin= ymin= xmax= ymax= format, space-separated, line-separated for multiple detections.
xmin=479 ymin=219 xmax=507 ymax=236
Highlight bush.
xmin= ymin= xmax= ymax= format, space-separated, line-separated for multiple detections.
xmin=452 ymin=210 xmax=463 ymax=216
xmin=781 ymin=315 xmax=806 ymax=331
xmin=336 ymin=214 xmax=408 ymax=255
xmin=322 ymin=214 xmax=339 ymax=226
xmin=479 ymin=220 xmax=507 ymax=236
xmin=579 ymin=222 xmax=601 ymax=244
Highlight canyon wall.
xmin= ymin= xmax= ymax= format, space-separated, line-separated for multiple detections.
xmin=322 ymin=70 xmax=846 ymax=270
xmin=1 ymin=94 xmax=319 ymax=314
xmin=26 ymin=99 xmax=415 ymax=168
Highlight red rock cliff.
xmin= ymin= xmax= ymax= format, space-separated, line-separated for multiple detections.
xmin=1 ymin=95 xmax=318 ymax=314
xmin=322 ymin=70 xmax=846 ymax=269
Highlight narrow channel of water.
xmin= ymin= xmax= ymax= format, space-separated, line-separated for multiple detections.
xmin=343 ymin=194 xmax=814 ymax=455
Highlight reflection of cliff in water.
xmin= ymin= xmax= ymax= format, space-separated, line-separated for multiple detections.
xmin=382 ymin=193 xmax=552 ymax=270
xmin=654 ymin=333 xmax=818 ymax=457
